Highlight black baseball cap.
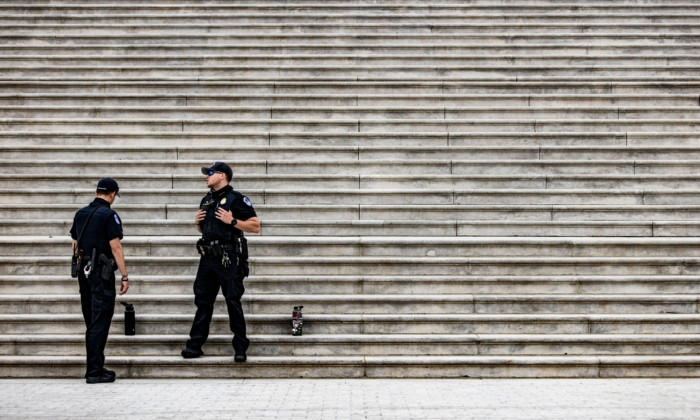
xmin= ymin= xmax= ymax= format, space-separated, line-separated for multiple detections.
xmin=201 ymin=162 xmax=232 ymax=180
xmin=96 ymin=178 xmax=120 ymax=198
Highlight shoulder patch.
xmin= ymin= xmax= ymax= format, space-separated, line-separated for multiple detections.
xmin=243 ymin=197 xmax=252 ymax=207
xmin=114 ymin=214 xmax=121 ymax=225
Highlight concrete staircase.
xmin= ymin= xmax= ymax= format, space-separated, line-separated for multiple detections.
xmin=1 ymin=0 xmax=700 ymax=378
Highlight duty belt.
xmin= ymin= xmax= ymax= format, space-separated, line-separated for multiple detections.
xmin=196 ymin=239 xmax=236 ymax=257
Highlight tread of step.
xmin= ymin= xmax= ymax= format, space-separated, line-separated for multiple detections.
xmin=1 ymin=355 xmax=700 ymax=378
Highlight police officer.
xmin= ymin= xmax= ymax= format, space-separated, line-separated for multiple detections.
xmin=70 ymin=178 xmax=129 ymax=384
xmin=182 ymin=162 xmax=260 ymax=362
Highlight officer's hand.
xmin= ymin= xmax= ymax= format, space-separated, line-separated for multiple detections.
xmin=215 ymin=208 xmax=234 ymax=224
xmin=119 ymin=280 xmax=129 ymax=295
xmin=195 ymin=210 xmax=206 ymax=225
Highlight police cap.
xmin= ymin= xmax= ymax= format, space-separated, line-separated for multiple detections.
xmin=201 ymin=162 xmax=232 ymax=181
xmin=96 ymin=177 xmax=121 ymax=198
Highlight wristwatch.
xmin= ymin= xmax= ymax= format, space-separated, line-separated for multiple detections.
xmin=232 ymin=218 xmax=237 ymax=226
xmin=121 ymin=275 xmax=129 ymax=281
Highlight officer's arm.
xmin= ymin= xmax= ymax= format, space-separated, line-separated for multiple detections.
xmin=71 ymin=239 xmax=77 ymax=254
xmin=236 ymin=216 xmax=260 ymax=234
xmin=109 ymin=238 xmax=128 ymax=280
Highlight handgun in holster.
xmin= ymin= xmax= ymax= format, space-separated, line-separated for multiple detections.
xmin=99 ymin=254 xmax=116 ymax=281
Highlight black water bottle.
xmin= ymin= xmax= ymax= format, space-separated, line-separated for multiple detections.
xmin=121 ymin=302 xmax=135 ymax=335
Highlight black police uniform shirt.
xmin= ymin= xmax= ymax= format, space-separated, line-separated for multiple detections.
xmin=70 ymin=198 xmax=124 ymax=260
xmin=200 ymin=185 xmax=256 ymax=242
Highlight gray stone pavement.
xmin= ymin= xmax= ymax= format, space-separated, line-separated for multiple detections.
xmin=0 ymin=378 xmax=698 ymax=420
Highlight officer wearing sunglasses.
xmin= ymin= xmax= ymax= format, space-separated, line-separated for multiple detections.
xmin=181 ymin=162 xmax=261 ymax=362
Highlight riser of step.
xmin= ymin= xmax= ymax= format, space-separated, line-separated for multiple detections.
xmin=0 ymin=160 xmax=668 ymax=176
xmin=8 ymin=160 xmax=700 ymax=176
xmin=13 ymin=0 xmax=700 ymax=5
xmin=4 ymin=334 xmax=700 ymax=357
xmin=2 ymin=94 xmax=697 ymax=108
xmin=8 ymin=310 xmax=700 ymax=335
xmin=0 ymin=132 xmax=693 ymax=147
xmin=12 ymin=237 xmax=700 ymax=259
xmin=5 ymin=67 xmax=700 ymax=78
xmin=2 ymin=5 xmax=697 ymax=14
xmin=3 ymin=81 xmax=700 ymax=95
xmin=5 ymin=256 xmax=700 ymax=276
xmin=3 ymin=314 xmax=700 ymax=335
xmin=9 ymin=146 xmax=700 ymax=161
xmin=6 ymin=14 xmax=700 ymax=25
xmin=5 ymin=189 xmax=700 ymax=206
xmin=5 ymin=106 xmax=700 ymax=120
xmin=5 ymin=220 xmax=699 ymax=237
xmin=4 ymin=355 xmax=700 ymax=379
xmin=0 ymin=294 xmax=696 ymax=315
xmin=8 ymin=55 xmax=700 ymax=66
xmin=6 ymin=34 xmax=700 ymax=47
xmin=3 ymin=275 xmax=699 ymax=295
xmin=5 ymin=204 xmax=700 ymax=223
xmin=6 ymin=45 xmax=700 ymax=56
xmin=8 ymin=174 xmax=700 ymax=190
xmin=11 ymin=160 xmax=700 ymax=176
xmin=3 ymin=119 xmax=699 ymax=133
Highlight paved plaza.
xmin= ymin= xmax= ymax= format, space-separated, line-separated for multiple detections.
xmin=0 ymin=378 xmax=698 ymax=419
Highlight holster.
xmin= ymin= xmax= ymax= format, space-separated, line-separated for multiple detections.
xmin=99 ymin=254 xmax=116 ymax=281
xmin=238 ymin=236 xmax=249 ymax=278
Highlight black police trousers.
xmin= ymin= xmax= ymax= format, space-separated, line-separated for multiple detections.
xmin=186 ymin=255 xmax=249 ymax=353
xmin=78 ymin=269 xmax=115 ymax=378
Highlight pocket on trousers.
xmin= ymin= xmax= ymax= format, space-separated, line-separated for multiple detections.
xmin=102 ymin=277 xmax=116 ymax=297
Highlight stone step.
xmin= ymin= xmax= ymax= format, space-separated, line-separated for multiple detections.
xmin=5 ymin=23 xmax=700 ymax=35
xmin=0 ymin=292 xmax=696 ymax=314
xmin=4 ymin=12 xmax=700 ymax=26
xmin=5 ymin=34 xmax=700 ymax=47
xmin=4 ymin=188 xmax=700 ymax=205
xmin=3 ymin=313 xmax=699 ymax=335
xmin=2 ymin=118 xmax=698 ymax=133
xmin=9 ymin=146 xmax=700 ymax=161
xmin=5 ymin=44 xmax=700 ymax=57
xmin=13 ymin=0 xmax=699 ymax=4
xmin=0 ymin=159 xmax=658 ymax=175
xmin=2 ymin=81 xmax=700 ymax=96
xmin=0 ymin=187 xmax=695 ymax=205
xmin=10 ymin=236 xmax=700 ymax=258
xmin=4 ymin=65 xmax=700 ymax=78
xmin=2 ymin=274 xmax=699 ymax=295
xmin=1 ymin=4 xmax=696 ymax=15
xmin=1 ymin=94 xmax=697 ymax=108
xmin=7 ymin=54 xmax=700 ymax=67
xmin=14 ymin=0 xmax=699 ymax=4
xmin=9 ymin=105 xmax=700 ymax=120
xmin=9 ymin=174 xmax=700 ymax=190
xmin=3 ymin=333 xmax=700 ymax=357
xmin=3 ymin=354 xmax=700 ymax=378
xmin=5 ymin=219 xmax=700 ymax=237
xmin=0 ymin=132 xmax=695 ymax=147
xmin=9 ymin=159 xmax=700 ymax=176
xmin=4 ymin=255 xmax=700 ymax=276
xmin=3 ymin=204 xmax=700 ymax=223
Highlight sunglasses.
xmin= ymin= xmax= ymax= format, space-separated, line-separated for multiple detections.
xmin=206 ymin=170 xmax=222 ymax=176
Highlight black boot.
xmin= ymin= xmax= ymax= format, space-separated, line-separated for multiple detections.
xmin=181 ymin=347 xmax=204 ymax=359
xmin=233 ymin=337 xmax=250 ymax=363
xmin=86 ymin=370 xmax=116 ymax=384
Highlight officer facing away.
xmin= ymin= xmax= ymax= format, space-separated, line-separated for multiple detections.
xmin=70 ymin=178 xmax=129 ymax=384
xmin=182 ymin=162 xmax=261 ymax=362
